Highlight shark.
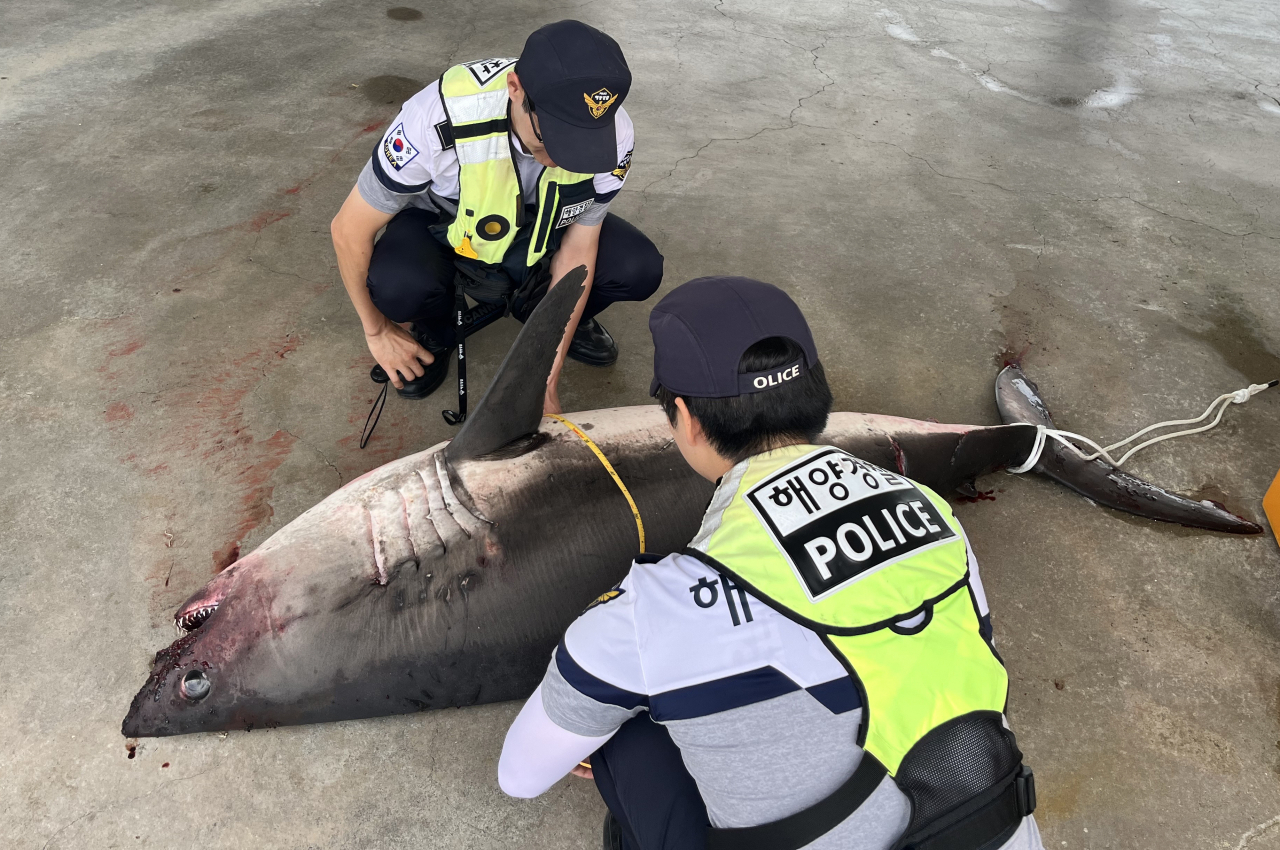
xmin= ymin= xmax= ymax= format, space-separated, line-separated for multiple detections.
xmin=122 ymin=269 xmax=1262 ymax=737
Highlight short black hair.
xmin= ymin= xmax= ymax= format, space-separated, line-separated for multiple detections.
xmin=655 ymin=336 xmax=832 ymax=461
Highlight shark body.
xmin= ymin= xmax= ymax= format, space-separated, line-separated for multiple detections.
xmin=122 ymin=270 xmax=1260 ymax=737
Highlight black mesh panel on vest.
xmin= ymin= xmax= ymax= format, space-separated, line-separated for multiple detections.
xmin=896 ymin=711 xmax=1022 ymax=838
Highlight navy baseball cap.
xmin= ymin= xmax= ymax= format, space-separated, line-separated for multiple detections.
xmin=649 ymin=277 xmax=821 ymax=398
xmin=516 ymin=21 xmax=631 ymax=174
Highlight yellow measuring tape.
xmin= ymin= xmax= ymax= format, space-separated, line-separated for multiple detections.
xmin=545 ymin=413 xmax=646 ymax=552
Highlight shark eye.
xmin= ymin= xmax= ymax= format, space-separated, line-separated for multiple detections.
xmin=180 ymin=670 xmax=210 ymax=701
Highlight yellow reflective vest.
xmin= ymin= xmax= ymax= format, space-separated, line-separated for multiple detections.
xmin=437 ymin=60 xmax=596 ymax=267
xmin=687 ymin=444 xmax=1009 ymax=777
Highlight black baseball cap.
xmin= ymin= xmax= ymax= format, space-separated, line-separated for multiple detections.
xmin=516 ymin=21 xmax=630 ymax=174
xmin=649 ymin=277 xmax=821 ymax=398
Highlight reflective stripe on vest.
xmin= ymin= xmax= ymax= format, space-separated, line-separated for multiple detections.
xmin=688 ymin=444 xmax=1009 ymax=775
xmin=437 ymin=60 xmax=594 ymax=266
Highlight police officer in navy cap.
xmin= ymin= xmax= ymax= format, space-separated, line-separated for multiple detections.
xmin=498 ymin=277 xmax=1043 ymax=850
xmin=331 ymin=20 xmax=661 ymax=414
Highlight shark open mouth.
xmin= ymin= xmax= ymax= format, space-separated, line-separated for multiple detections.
xmin=175 ymin=599 xmax=220 ymax=634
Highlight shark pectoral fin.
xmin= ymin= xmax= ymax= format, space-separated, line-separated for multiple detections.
xmin=445 ymin=266 xmax=588 ymax=462
xmin=994 ymin=364 xmax=1263 ymax=535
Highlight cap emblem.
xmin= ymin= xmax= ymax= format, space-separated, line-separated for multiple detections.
xmin=584 ymin=88 xmax=618 ymax=119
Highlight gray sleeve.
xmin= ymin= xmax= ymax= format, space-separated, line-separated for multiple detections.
xmin=540 ymin=654 xmax=645 ymax=737
xmin=356 ymin=160 xmax=416 ymax=215
xmin=573 ymin=199 xmax=612 ymax=228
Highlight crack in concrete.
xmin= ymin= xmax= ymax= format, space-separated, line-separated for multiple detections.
xmin=1234 ymin=813 xmax=1280 ymax=850
xmin=244 ymin=376 xmax=345 ymax=487
xmin=284 ymin=427 xmax=345 ymax=485
xmin=854 ymin=136 xmax=1278 ymax=242
xmin=247 ymin=255 xmax=323 ymax=286
xmin=639 ymin=6 xmax=836 ymax=197
xmin=39 ymin=765 xmax=220 ymax=850
xmin=1122 ymin=196 xmax=1260 ymax=240
xmin=859 ymin=137 xmax=1020 ymax=193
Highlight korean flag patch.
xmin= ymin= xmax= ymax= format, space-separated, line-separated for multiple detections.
xmin=383 ymin=123 xmax=419 ymax=171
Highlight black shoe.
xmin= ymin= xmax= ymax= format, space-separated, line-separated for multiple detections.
xmin=396 ymin=324 xmax=454 ymax=400
xmin=568 ymin=317 xmax=618 ymax=367
xmin=394 ymin=350 xmax=452 ymax=399
xmin=602 ymin=812 xmax=624 ymax=850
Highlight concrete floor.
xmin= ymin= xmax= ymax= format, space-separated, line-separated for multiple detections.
xmin=2 ymin=0 xmax=1278 ymax=846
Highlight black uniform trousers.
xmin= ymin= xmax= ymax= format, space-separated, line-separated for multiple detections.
xmin=592 ymin=714 xmax=710 ymax=850
xmin=366 ymin=206 xmax=664 ymax=345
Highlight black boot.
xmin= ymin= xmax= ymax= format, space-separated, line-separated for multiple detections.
xmin=395 ymin=324 xmax=453 ymax=400
xmin=602 ymin=811 xmax=625 ymax=850
xmin=568 ymin=317 xmax=618 ymax=367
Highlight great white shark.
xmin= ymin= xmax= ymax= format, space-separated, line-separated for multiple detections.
xmin=123 ymin=269 xmax=1263 ymax=737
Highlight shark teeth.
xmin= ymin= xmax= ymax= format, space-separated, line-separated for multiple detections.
xmin=174 ymin=604 xmax=219 ymax=635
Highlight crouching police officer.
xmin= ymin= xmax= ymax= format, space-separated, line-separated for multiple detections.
xmin=498 ymin=277 xmax=1043 ymax=850
xmin=331 ymin=20 xmax=662 ymax=414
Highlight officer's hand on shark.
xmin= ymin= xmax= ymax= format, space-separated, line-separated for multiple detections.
xmin=365 ymin=319 xmax=432 ymax=389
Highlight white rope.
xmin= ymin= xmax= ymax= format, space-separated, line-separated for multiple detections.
xmin=1008 ymin=380 xmax=1277 ymax=474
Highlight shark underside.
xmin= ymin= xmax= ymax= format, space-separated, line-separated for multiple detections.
xmin=122 ymin=270 xmax=1262 ymax=738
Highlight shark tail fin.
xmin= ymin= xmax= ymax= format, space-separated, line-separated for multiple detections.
xmin=445 ymin=267 xmax=588 ymax=463
xmin=994 ymin=365 xmax=1262 ymax=535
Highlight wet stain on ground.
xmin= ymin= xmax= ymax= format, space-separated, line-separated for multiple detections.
xmin=1181 ymin=291 xmax=1280 ymax=382
xmin=1185 ymin=482 xmax=1250 ymax=520
xmin=358 ymin=75 xmax=425 ymax=105
xmin=996 ymin=270 xmax=1069 ymax=369
xmin=386 ymin=7 xmax=423 ymax=20
xmin=1102 ymin=503 xmax=1248 ymax=538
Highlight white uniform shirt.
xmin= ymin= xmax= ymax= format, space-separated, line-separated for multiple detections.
xmin=500 ymin=546 xmax=1043 ymax=850
xmin=357 ymin=77 xmax=634 ymax=224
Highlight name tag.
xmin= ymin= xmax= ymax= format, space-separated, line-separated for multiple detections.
xmin=556 ymin=199 xmax=595 ymax=228
xmin=744 ymin=449 xmax=956 ymax=600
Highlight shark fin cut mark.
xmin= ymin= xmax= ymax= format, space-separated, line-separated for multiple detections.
xmin=445 ymin=266 xmax=588 ymax=462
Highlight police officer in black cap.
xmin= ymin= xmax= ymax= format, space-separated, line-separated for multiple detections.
xmin=331 ymin=20 xmax=661 ymax=414
xmin=498 ymin=280 xmax=1042 ymax=850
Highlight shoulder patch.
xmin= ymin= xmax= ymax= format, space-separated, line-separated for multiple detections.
xmin=583 ymin=585 xmax=625 ymax=613
xmin=462 ymin=57 xmax=516 ymax=86
xmin=383 ymin=123 xmax=419 ymax=171
xmin=434 ymin=120 xmax=455 ymax=151
xmin=611 ymin=148 xmax=633 ymax=181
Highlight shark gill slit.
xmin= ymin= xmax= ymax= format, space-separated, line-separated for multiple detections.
xmin=398 ymin=488 xmax=418 ymax=563
xmin=366 ymin=506 xmax=388 ymax=586
xmin=416 ymin=467 xmax=450 ymax=552
xmin=434 ymin=452 xmax=489 ymax=537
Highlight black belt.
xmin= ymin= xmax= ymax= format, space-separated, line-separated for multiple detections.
xmin=706 ymin=756 xmax=887 ymax=850
xmin=707 ymin=760 xmax=1035 ymax=850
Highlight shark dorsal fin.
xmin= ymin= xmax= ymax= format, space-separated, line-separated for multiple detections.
xmin=445 ymin=267 xmax=587 ymax=462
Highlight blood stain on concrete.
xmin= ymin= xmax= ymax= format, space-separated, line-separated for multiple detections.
xmin=210 ymin=429 xmax=296 ymax=572
xmin=246 ymin=210 xmax=291 ymax=233
xmin=281 ymin=121 xmax=385 ymax=196
xmin=107 ymin=339 xmax=144 ymax=357
xmin=96 ymin=324 xmax=307 ymax=602
xmin=105 ymin=401 xmax=134 ymax=422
